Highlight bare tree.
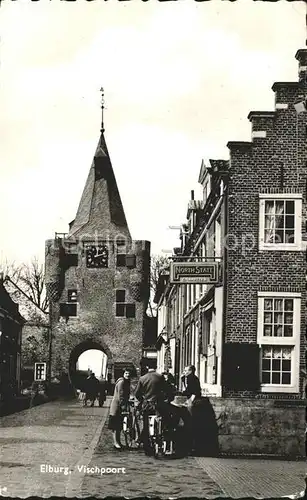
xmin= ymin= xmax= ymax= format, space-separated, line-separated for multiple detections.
xmin=18 ymin=257 xmax=48 ymax=313
xmin=148 ymin=254 xmax=169 ymax=316
xmin=0 ymin=257 xmax=49 ymax=320
xmin=0 ymin=259 xmax=23 ymax=283
xmin=150 ymin=254 xmax=170 ymax=295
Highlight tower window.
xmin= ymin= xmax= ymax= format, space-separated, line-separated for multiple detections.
xmin=126 ymin=304 xmax=136 ymax=318
xmin=60 ymin=303 xmax=77 ymax=318
xmin=116 ymin=254 xmax=126 ymax=267
xmin=65 ymin=254 xmax=78 ymax=267
xmin=115 ymin=289 xmax=135 ymax=319
xmin=68 ymin=289 xmax=78 ymax=302
xmin=116 ymin=241 xmax=126 ymax=267
xmin=126 ymin=255 xmax=136 ymax=268
xmin=116 ymin=290 xmax=126 ymax=303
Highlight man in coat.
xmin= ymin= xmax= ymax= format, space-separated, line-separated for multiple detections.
xmin=135 ymin=368 xmax=169 ymax=455
xmin=85 ymin=373 xmax=100 ymax=407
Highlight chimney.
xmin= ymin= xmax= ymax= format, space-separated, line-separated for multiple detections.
xmin=191 ymin=190 xmax=194 ymax=200
xmin=295 ymin=49 xmax=307 ymax=84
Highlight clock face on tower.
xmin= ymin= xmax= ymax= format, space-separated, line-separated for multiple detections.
xmin=85 ymin=244 xmax=109 ymax=268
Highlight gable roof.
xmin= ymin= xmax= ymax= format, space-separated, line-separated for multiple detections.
xmin=0 ymin=282 xmax=25 ymax=323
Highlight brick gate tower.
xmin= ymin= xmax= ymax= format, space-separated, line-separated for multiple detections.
xmin=45 ymin=99 xmax=150 ymax=385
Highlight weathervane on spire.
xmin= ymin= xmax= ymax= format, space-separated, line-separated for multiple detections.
xmin=100 ymin=87 xmax=105 ymax=133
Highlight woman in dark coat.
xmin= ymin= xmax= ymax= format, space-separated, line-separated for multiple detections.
xmin=108 ymin=369 xmax=131 ymax=449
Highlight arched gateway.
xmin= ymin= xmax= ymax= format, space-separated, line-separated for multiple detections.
xmin=69 ymin=340 xmax=109 ymax=390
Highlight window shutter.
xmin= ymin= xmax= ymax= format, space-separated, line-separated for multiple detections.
xmin=222 ymin=343 xmax=260 ymax=390
xmin=126 ymin=254 xmax=136 ymax=268
xmin=67 ymin=254 xmax=78 ymax=267
xmin=116 ymin=303 xmax=125 ymax=317
xmin=126 ymin=304 xmax=136 ymax=318
xmin=116 ymin=254 xmax=126 ymax=267
xmin=60 ymin=303 xmax=77 ymax=317
xmin=116 ymin=290 xmax=126 ymax=303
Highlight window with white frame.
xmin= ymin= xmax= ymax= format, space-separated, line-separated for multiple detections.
xmin=257 ymin=292 xmax=300 ymax=393
xmin=261 ymin=346 xmax=292 ymax=385
xmin=259 ymin=193 xmax=302 ymax=250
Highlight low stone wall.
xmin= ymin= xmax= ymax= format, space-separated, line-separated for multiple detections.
xmin=210 ymin=398 xmax=305 ymax=458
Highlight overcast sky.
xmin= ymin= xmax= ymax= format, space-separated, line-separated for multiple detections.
xmin=0 ymin=0 xmax=304 ymax=265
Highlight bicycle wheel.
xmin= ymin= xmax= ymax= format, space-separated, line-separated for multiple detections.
xmin=153 ymin=420 xmax=163 ymax=459
xmin=121 ymin=415 xmax=131 ymax=449
xmin=123 ymin=430 xmax=133 ymax=449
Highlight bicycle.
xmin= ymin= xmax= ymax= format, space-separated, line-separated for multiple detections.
xmin=121 ymin=399 xmax=141 ymax=449
xmin=147 ymin=412 xmax=174 ymax=458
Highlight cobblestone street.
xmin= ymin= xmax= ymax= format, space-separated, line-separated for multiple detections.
xmin=0 ymin=398 xmax=108 ymax=498
xmin=0 ymin=398 xmax=305 ymax=499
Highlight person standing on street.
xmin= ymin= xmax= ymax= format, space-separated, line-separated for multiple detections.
xmin=98 ymin=376 xmax=107 ymax=407
xmin=181 ymin=365 xmax=203 ymax=454
xmin=85 ymin=373 xmax=100 ymax=407
xmin=108 ymin=369 xmax=131 ymax=449
xmin=181 ymin=365 xmax=201 ymax=403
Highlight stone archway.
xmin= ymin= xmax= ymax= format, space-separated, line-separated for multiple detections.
xmin=69 ymin=340 xmax=111 ymax=391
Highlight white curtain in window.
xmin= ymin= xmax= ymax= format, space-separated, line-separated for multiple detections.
xmin=264 ymin=201 xmax=284 ymax=243
xmin=275 ymin=201 xmax=285 ymax=240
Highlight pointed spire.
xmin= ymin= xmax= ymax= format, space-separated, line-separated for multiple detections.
xmin=100 ymin=87 xmax=105 ymax=134
xmin=68 ymin=93 xmax=131 ymax=241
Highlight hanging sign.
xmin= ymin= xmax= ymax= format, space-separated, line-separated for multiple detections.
xmin=170 ymin=262 xmax=219 ymax=284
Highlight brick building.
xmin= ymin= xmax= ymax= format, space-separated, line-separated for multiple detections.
xmin=0 ymin=277 xmax=24 ymax=400
xmin=45 ymin=109 xmax=151 ymax=386
xmin=155 ymin=49 xmax=307 ymax=457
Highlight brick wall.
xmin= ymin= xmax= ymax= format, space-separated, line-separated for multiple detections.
xmin=225 ymin=50 xmax=307 ymax=398
xmin=211 ymin=397 xmax=305 ymax=458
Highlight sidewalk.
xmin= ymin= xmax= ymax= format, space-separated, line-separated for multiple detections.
xmin=0 ymin=398 xmax=108 ymax=498
xmin=196 ymin=457 xmax=306 ymax=499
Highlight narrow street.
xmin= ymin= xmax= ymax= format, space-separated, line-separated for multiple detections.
xmin=0 ymin=399 xmax=305 ymax=499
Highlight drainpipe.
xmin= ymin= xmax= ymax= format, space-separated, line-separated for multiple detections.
xmin=179 ymin=283 xmax=186 ymax=390
xmin=221 ymin=187 xmax=229 ymax=398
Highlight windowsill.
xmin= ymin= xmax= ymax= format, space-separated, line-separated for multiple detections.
xmin=59 ymin=316 xmax=79 ymax=321
xmin=259 ymin=243 xmax=302 ymax=252
xmin=258 ymin=338 xmax=295 ymax=346
xmin=260 ymin=384 xmax=299 ymax=393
